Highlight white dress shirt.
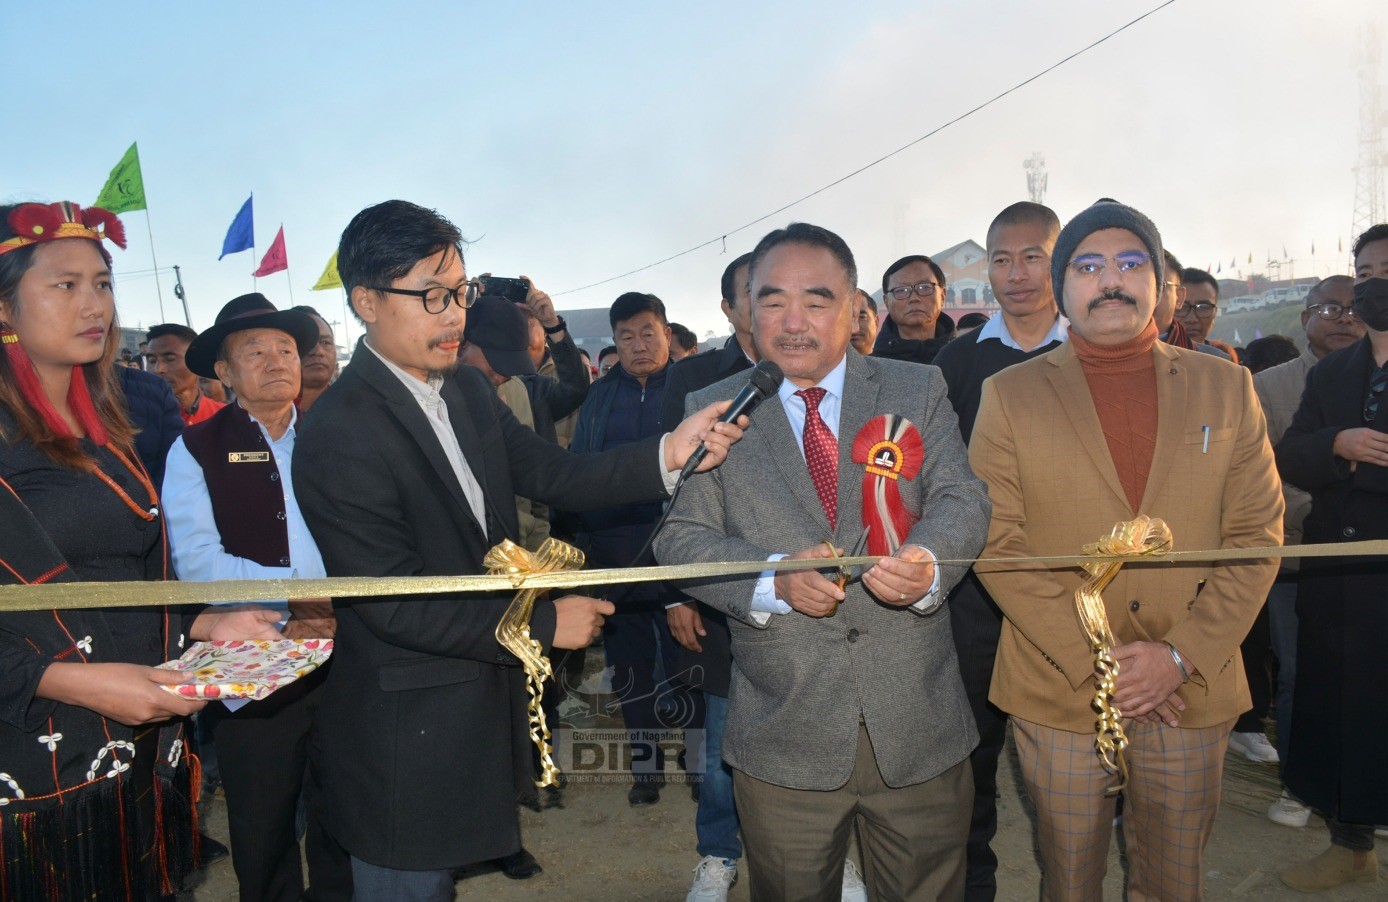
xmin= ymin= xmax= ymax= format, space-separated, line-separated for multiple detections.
xmin=364 ymin=340 xmax=489 ymax=530
xmin=750 ymin=356 xmax=940 ymax=623
xmin=974 ymin=311 xmax=1068 ymax=351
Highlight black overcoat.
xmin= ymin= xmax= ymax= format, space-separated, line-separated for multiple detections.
xmin=293 ymin=339 xmax=667 ymax=870
xmin=1275 ymin=336 xmax=1388 ymax=825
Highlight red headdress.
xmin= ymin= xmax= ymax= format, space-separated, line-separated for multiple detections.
xmin=851 ymin=415 xmax=925 ymax=556
xmin=0 ymin=202 xmax=127 ymax=257
xmin=0 ymin=202 xmax=127 ymax=447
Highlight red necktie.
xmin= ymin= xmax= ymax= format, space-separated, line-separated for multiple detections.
xmin=797 ymin=387 xmax=838 ymax=529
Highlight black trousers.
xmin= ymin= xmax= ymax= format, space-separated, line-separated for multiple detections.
xmin=1235 ymin=600 xmax=1273 ymax=732
xmin=948 ymin=572 xmax=1009 ymax=902
xmin=212 ymin=665 xmax=352 ymax=902
xmin=602 ymin=600 xmax=705 ymax=780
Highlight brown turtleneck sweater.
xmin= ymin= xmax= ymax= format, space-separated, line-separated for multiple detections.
xmin=1070 ymin=319 xmax=1160 ymax=512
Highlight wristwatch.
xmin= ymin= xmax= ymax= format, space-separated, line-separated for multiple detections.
xmin=543 ymin=316 xmax=567 ymax=335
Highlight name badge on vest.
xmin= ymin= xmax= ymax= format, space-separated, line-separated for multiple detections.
xmin=227 ymin=451 xmax=270 ymax=463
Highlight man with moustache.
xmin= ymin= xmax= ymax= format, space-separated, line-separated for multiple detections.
xmin=930 ymin=201 xmax=1065 ymax=901
xmin=293 ymin=201 xmax=743 ymax=899
xmin=1274 ymin=225 xmax=1388 ymax=890
xmin=656 ymin=222 xmax=990 ymax=900
xmin=1255 ymin=275 xmax=1365 ymax=829
xmin=850 ymin=290 xmax=878 ymax=356
xmin=872 ymin=254 xmax=956 ymax=365
xmin=292 ymin=305 xmax=338 ymax=413
xmin=970 ymin=200 xmax=1282 ymax=901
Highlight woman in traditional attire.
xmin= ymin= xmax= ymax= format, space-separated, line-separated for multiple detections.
xmin=0 ymin=201 xmax=280 ymax=900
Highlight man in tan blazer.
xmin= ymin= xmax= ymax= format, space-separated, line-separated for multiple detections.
xmin=970 ymin=200 xmax=1283 ymax=902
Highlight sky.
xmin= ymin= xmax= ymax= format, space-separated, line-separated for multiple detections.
xmin=4 ymin=1 xmax=1385 ymax=348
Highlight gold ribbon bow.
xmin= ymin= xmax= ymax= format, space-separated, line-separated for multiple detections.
xmin=1076 ymin=516 xmax=1174 ymax=792
xmin=485 ymin=537 xmax=586 ymax=788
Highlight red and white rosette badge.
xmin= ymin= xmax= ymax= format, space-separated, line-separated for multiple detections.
xmin=850 ymin=415 xmax=924 ymax=556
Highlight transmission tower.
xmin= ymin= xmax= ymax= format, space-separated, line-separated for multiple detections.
xmin=1024 ymin=153 xmax=1048 ymax=205
xmin=1351 ymin=23 xmax=1385 ymax=244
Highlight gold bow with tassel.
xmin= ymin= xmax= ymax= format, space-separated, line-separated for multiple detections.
xmin=1076 ymin=516 xmax=1174 ymax=792
xmin=486 ymin=537 xmax=586 ymax=788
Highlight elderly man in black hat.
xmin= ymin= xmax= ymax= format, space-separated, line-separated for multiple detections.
xmin=162 ymin=293 xmax=352 ymax=902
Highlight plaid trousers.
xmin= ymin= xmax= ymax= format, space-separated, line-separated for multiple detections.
xmin=1012 ymin=716 xmax=1234 ymax=902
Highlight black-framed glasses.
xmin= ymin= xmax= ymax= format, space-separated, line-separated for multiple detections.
xmin=887 ymin=281 xmax=939 ymax=301
xmin=1067 ymin=251 xmax=1151 ymax=279
xmin=1307 ymin=303 xmax=1359 ymax=322
xmin=368 ymin=280 xmax=480 ymax=314
xmin=1178 ymin=301 xmax=1218 ymax=319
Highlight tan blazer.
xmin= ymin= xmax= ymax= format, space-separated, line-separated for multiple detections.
xmin=970 ymin=340 xmax=1283 ymax=732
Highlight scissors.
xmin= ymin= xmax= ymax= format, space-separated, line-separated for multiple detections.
xmin=819 ymin=527 xmax=870 ymax=616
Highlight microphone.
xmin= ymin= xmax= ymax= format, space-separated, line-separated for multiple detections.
xmin=678 ymin=359 xmax=783 ymax=479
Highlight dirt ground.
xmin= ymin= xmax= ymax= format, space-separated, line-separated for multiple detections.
xmin=188 ymin=660 xmax=1383 ymax=902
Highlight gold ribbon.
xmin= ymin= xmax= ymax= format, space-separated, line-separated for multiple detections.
xmin=484 ymin=538 xmax=586 ymax=789
xmin=2 ymin=539 xmax=1387 ymax=612
xmin=1075 ymin=516 xmax=1174 ymax=792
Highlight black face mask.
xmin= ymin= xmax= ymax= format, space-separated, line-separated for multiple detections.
xmin=1354 ymin=278 xmax=1388 ymax=332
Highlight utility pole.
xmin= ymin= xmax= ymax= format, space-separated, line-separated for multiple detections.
xmin=1024 ymin=152 xmax=1048 ymax=205
xmin=1351 ymin=23 xmax=1385 ymax=250
xmin=173 ymin=265 xmax=194 ymax=328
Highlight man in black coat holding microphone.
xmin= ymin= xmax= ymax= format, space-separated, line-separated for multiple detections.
xmin=293 ymin=200 xmax=745 ymax=900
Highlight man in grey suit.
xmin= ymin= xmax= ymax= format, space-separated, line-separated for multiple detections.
xmin=655 ymin=222 xmax=991 ymax=901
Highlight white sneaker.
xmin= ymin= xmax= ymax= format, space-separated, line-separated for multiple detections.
xmin=1267 ymin=790 xmax=1311 ymax=828
xmin=687 ymin=856 xmax=737 ymax=902
xmin=1228 ymin=731 xmax=1279 ymax=763
xmin=841 ymin=859 xmax=868 ymax=902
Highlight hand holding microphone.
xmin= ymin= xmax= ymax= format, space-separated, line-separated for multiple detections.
xmin=666 ymin=360 xmax=784 ymax=478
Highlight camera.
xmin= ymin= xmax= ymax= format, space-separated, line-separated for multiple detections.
xmin=480 ymin=276 xmax=531 ymax=304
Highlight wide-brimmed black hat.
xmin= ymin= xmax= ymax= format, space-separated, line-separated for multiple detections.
xmin=463 ymin=295 xmax=537 ymax=377
xmin=185 ymin=293 xmax=320 ymax=378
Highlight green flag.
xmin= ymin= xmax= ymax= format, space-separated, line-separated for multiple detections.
xmin=311 ymin=250 xmax=342 ymax=290
xmin=94 ymin=142 xmax=146 ymax=213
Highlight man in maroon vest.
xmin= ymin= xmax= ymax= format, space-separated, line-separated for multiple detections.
xmin=162 ymin=293 xmax=351 ymax=902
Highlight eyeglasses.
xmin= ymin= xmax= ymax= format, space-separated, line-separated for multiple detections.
xmin=367 ymin=280 xmax=480 ymax=314
xmin=886 ymin=281 xmax=939 ymax=302
xmin=1307 ymin=303 xmax=1359 ymax=322
xmin=1178 ymin=301 xmax=1218 ymax=319
xmin=1066 ymin=252 xmax=1151 ymax=280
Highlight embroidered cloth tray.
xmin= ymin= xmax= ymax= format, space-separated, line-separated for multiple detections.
xmin=157 ymin=638 xmax=333 ymax=701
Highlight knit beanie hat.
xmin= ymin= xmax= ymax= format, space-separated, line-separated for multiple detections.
xmin=1051 ymin=199 xmax=1164 ymax=315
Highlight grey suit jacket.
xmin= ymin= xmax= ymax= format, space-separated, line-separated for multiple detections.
xmin=653 ymin=350 xmax=989 ymax=790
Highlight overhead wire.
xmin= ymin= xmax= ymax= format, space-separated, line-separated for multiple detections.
xmin=554 ymin=0 xmax=1177 ymax=297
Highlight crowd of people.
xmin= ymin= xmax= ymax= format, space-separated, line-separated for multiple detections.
xmin=0 ymin=193 xmax=1384 ymax=902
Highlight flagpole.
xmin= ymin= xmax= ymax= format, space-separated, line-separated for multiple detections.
xmin=143 ymin=211 xmax=166 ymax=321
xmin=286 ymin=267 xmax=295 ymax=304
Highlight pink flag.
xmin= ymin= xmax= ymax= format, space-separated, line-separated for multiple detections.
xmin=253 ymin=225 xmax=288 ymax=277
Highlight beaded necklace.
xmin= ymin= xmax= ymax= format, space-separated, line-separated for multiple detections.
xmin=87 ymin=444 xmax=159 ymax=522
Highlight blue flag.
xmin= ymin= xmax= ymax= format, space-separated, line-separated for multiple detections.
xmin=219 ymin=194 xmax=254 ymax=259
